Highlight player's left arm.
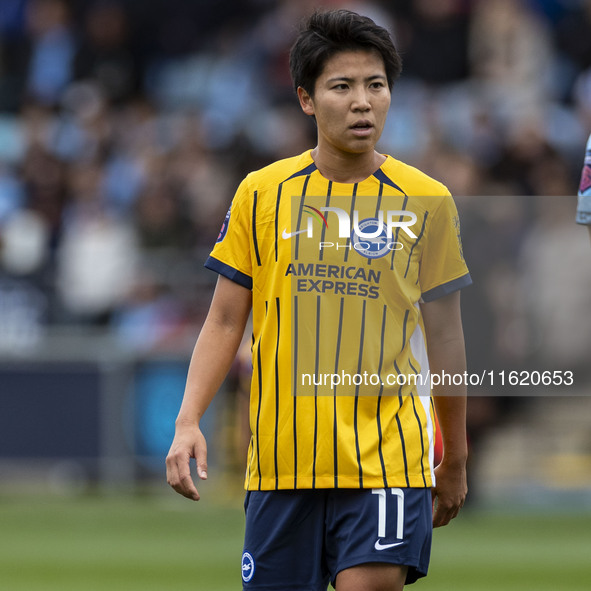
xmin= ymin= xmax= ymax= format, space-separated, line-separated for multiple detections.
xmin=421 ymin=290 xmax=468 ymax=528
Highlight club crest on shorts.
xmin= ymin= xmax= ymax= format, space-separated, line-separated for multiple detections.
xmin=241 ymin=551 xmax=255 ymax=583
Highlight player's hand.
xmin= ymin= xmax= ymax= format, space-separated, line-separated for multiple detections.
xmin=431 ymin=458 xmax=467 ymax=528
xmin=166 ymin=422 xmax=208 ymax=501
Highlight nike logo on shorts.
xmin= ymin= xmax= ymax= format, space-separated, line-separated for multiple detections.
xmin=374 ymin=539 xmax=404 ymax=551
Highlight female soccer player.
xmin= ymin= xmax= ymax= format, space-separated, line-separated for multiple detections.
xmin=166 ymin=10 xmax=470 ymax=590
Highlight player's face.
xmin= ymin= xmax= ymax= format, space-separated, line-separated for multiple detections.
xmin=298 ymin=50 xmax=391 ymax=157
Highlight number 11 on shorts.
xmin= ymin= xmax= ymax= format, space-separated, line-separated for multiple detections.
xmin=372 ymin=488 xmax=404 ymax=542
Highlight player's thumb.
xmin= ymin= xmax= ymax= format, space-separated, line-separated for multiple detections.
xmin=195 ymin=435 xmax=208 ymax=480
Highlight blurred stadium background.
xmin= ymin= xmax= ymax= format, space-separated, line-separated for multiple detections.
xmin=1 ymin=0 xmax=590 ymax=589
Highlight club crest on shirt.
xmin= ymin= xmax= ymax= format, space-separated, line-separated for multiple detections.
xmin=350 ymin=217 xmax=402 ymax=259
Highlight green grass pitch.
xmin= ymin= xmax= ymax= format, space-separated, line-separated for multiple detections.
xmin=0 ymin=493 xmax=589 ymax=590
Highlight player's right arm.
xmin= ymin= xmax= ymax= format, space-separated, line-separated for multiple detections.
xmin=166 ymin=275 xmax=252 ymax=500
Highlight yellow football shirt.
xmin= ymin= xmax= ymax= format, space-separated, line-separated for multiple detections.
xmin=206 ymin=150 xmax=471 ymax=490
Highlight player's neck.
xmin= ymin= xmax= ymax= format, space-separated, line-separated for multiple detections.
xmin=310 ymin=147 xmax=386 ymax=184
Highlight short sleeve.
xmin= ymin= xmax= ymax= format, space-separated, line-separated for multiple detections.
xmin=419 ymin=194 xmax=472 ymax=302
xmin=205 ymin=177 xmax=253 ymax=289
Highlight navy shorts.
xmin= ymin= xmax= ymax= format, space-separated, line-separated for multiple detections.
xmin=241 ymin=487 xmax=432 ymax=590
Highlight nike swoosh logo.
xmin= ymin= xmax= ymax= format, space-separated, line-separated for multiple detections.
xmin=282 ymin=228 xmax=308 ymax=239
xmin=374 ymin=539 xmax=404 ymax=551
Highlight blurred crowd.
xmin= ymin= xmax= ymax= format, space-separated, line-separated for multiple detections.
xmin=0 ymin=0 xmax=590 ymax=364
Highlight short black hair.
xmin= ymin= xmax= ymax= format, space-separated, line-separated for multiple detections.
xmin=289 ymin=9 xmax=402 ymax=96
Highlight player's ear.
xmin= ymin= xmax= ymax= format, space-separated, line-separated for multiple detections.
xmin=297 ymin=86 xmax=315 ymax=116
